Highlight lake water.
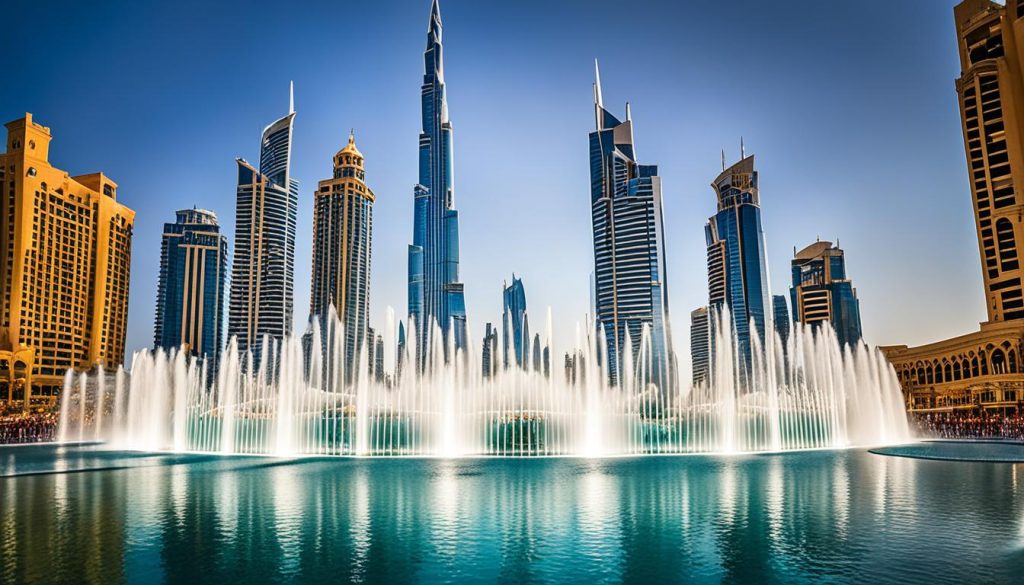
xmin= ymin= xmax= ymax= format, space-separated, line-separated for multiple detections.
xmin=1 ymin=444 xmax=1022 ymax=583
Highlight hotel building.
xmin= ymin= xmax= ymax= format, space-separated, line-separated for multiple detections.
xmin=0 ymin=114 xmax=134 ymax=405
xmin=883 ymin=0 xmax=1024 ymax=412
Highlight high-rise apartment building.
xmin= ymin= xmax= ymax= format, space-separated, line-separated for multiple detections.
xmin=0 ymin=114 xmax=135 ymax=405
xmin=589 ymin=62 xmax=673 ymax=391
xmin=705 ymin=152 xmax=770 ymax=380
xmin=955 ymin=0 xmax=1024 ymax=322
xmin=408 ymin=0 xmax=468 ymax=365
xmin=690 ymin=307 xmax=710 ymax=387
xmin=310 ymin=132 xmax=374 ymax=383
xmin=790 ymin=241 xmax=862 ymax=347
xmin=228 ymin=86 xmax=298 ymax=356
xmin=154 ymin=208 xmax=228 ymax=374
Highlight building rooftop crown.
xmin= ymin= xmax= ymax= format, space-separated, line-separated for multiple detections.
xmin=335 ymin=131 xmax=364 ymax=170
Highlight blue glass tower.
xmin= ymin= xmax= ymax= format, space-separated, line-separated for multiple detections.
xmin=154 ymin=208 xmax=228 ymax=375
xmin=408 ymin=0 xmax=467 ymax=366
xmin=589 ymin=62 xmax=673 ymax=392
xmin=705 ymin=152 xmax=770 ymax=380
xmin=790 ymin=240 xmax=863 ymax=347
xmin=502 ymin=275 xmax=527 ymax=369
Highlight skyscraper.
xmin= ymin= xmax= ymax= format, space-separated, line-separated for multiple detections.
xmin=589 ymin=62 xmax=673 ymax=391
xmin=690 ymin=307 xmax=710 ymax=387
xmin=408 ymin=0 xmax=468 ymax=366
xmin=502 ymin=276 xmax=527 ymax=369
xmin=705 ymin=151 xmax=770 ymax=380
xmin=954 ymin=0 xmax=1024 ymax=322
xmin=772 ymin=294 xmax=791 ymax=347
xmin=481 ymin=322 xmax=498 ymax=378
xmin=310 ymin=131 xmax=374 ymax=383
xmin=154 ymin=208 xmax=228 ymax=374
xmin=790 ymin=241 xmax=862 ymax=347
xmin=228 ymin=85 xmax=298 ymax=357
xmin=0 ymin=113 xmax=135 ymax=405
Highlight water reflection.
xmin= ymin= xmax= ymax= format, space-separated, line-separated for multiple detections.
xmin=1 ymin=446 xmax=1022 ymax=583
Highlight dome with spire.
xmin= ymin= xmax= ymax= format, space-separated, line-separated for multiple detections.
xmin=333 ymin=130 xmax=365 ymax=180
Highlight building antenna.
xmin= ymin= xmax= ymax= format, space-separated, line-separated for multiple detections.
xmin=289 ymin=80 xmax=295 ymax=115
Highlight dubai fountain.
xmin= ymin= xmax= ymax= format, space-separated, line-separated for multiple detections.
xmin=55 ymin=307 xmax=910 ymax=457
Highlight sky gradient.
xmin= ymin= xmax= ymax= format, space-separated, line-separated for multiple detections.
xmin=1 ymin=0 xmax=978 ymax=377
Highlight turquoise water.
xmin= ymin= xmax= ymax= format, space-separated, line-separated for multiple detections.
xmin=1 ymin=445 xmax=1022 ymax=584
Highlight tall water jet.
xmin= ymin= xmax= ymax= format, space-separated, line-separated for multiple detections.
xmin=58 ymin=306 xmax=910 ymax=457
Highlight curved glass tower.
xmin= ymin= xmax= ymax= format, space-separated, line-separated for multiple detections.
xmin=228 ymin=84 xmax=298 ymax=357
xmin=408 ymin=0 xmax=467 ymax=366
xmin=589 ymin=62 xmax=673 ymax=392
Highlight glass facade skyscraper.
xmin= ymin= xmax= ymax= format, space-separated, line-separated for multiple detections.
xmin=589 ymin=62 xmax=673 ymax=391
xmin=690 ymin=306 xmax=710 ymax=387
xmin=790 ymin=241 xmax=863 ymax=347
xmin=772 ymin=294 xmax=791 ymax=346
xmin=154 ymin=208 xmax=228 ymax=374
xmin=310 ymin=132 xmax=374 ymax=384
xmin=408 ymin=0 xmax=467 ymax=365
xmin=228 ymin=85 xmax=298 ymax=356
xmin=705 ymin=153 xmax=770 ymax=381
xmin=502 ymin=275 xmax=527 ymax=369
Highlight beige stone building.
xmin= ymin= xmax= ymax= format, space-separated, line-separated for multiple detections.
xmin=884 ymin=0 xmax=1024 ymax=413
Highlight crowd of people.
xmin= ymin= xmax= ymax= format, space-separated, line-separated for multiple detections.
xmin=912 ymin=411 xmax=1024 ymax=441
xmin=0 ymin=410 xmax=58 ymax=444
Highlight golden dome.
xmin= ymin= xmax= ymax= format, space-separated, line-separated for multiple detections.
xmin=337 ymin=130 xmax=362 ymax=158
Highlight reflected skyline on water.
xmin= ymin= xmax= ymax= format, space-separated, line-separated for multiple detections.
xmin=2 ymin=445 xmax=1023 ymax=583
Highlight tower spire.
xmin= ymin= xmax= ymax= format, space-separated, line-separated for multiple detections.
xmin=740 ymin=136 xmax=745 ymax=159
xmin=594 ymin=59 xmax=604 ymax=108
xmin=429 ymin=0 xmax=442 ymax=37
xmin=721 ymin=149 xmax=726 ymax=171
xmin=289 ymin=80 xmax=294 ymax=115
xmin=625 ymin=101 xmax=632 ymax=121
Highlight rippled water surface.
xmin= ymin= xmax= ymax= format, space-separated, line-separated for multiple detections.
xmin=2 ymin=445 xmax=1023 ymax=584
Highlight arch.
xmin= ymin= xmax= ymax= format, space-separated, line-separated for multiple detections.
xmin=953 ymin=360 xmax=962 ymax=381
xmin=943 ymin=362 xmax=953 ymax=383
xmin=972 ymin=357 xmax=980 ymax=377
xmin=992 ymin=348 xmax=1006 ymax=375
xmin=1010 ymin=349 xmax=1018 ymax=374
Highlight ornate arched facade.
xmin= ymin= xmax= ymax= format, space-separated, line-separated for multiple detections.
xmin=882 ymin=321 xmax=1024 ymax=411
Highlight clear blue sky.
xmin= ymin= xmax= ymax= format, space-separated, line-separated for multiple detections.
xmin=2 ymin=0 xmax=979 ymax=376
